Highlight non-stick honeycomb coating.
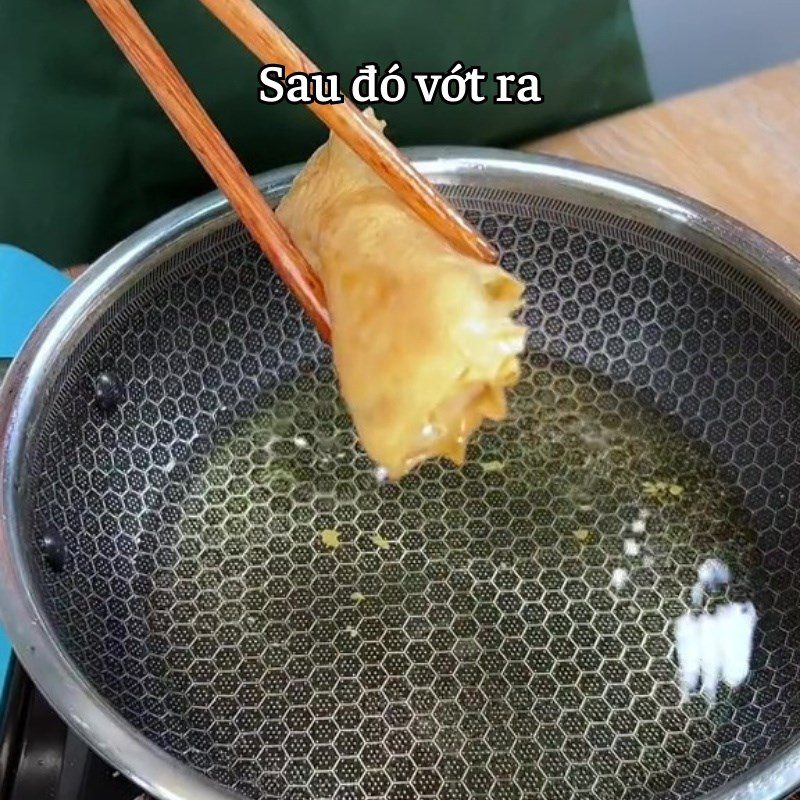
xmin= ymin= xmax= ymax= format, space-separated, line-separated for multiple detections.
xmin=29 ymin=188 xmax=800 ymax=800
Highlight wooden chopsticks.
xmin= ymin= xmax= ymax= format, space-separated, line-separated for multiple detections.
xmin=86 ymin=0 xmax=497 ymax=341
xmin=86 ymin=0 xmax=331 ymax=340
xmin=194 ymin=0 xmax=496 ymax=265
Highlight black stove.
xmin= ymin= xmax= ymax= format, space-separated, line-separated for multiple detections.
xmin=0 ymin=658 xmax=145 ymax=800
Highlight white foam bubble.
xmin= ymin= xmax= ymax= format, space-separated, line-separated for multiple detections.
xmin=674 ymin=602 xmax=757 ymax=703
xmin=674 ymin=612 xmax=702 ymax=696
xmin=630 ymin=518 xmax=646 ymax=535
xmin=610 ymin=567 xmax=629 ymax=591
xmin=697 ymin=558 xmax=731 ymax=592
xmin=623 ymin=538 xmax=641 ymax=557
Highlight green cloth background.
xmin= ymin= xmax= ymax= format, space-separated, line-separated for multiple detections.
xmin=0 ymin=1 xmax=650 ymax=267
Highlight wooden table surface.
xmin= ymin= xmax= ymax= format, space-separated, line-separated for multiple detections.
xmin=523 ymin=60 xmax=800 ymax=259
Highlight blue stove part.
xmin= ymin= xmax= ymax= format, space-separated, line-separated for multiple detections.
xmin=0 ymin=245 xmax=71 ymax=358
xmin=0 ymin=245 xmax=70 ymax=704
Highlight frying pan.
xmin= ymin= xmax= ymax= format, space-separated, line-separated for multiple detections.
xmin=2 ymin=150 xmax=800 ymax=800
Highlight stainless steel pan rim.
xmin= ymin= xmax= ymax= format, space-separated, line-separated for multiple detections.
xmin=1 ymin=147 xmax=799 ymax=800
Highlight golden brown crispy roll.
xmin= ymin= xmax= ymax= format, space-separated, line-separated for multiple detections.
xmin=277 ymin=111 xmax=525 ymax=479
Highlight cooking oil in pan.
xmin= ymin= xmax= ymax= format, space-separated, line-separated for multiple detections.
xmin=160 ymin=356 xmax=760 ymax=795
